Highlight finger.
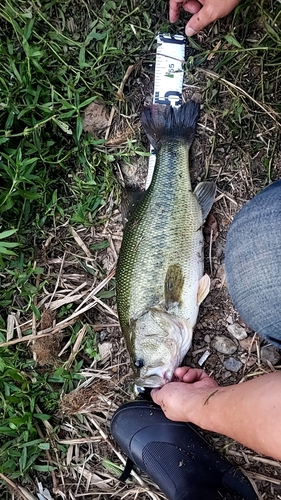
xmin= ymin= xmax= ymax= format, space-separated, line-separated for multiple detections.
xmin=170 ymin=0 xmax=202 ymax=23
xmin=174 ymin=366 xmax=191 ymax=379
xmin=151 ymin=388 xmax=160 ymax=403
xmin=169 ymin=0 xmax=183 ymax=23
xmin=182 ymin=368 xmax=206 ymax=383
xmin=182 ymin=0 xmax=202 ymax=14
xmin=185 ymin=0 xmax=240 ymax=35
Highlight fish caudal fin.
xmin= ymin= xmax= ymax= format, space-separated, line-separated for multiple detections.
xmin=140 ymin=101 xmax=200 ymax=150
xmin=197 ymin=273 xmax=210 ymax=305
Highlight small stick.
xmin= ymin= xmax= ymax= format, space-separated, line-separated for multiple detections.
xmin=104 ymin=64 xmax=136 ymax=141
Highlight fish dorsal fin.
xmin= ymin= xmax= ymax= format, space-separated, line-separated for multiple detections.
xmin=197 ymin=273 xmax=210 ymax=305
xmin=164 ymin=264 xmax=184 ymax=309
xmin=194 ymin=181 xmax=216 ymax=221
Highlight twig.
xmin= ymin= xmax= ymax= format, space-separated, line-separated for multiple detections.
xmin=75 ymin=268 xmax=115 ymax=313
xmin=0 ymin=318 xmax=76 ymax=347
xmin=64 ymin=324 xmax=87 ymax=370
xmin=69 ymin=226 xmax=93 ymax=259
xmin=46 ymin=252 xmax=66 ymax=309
xmin=247 ymin=471 xmax=281 ymax=485
xmin=104 ymin=64 xmax=136 ymax=141
xmin=0 ymin=473 xmax=37 ymax=500
xmin=209 ymin=228 xmax=213 ymax=276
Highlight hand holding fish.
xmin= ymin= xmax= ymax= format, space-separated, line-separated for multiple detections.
xmin=169 ymin=0 xmax=241 ymax=36
xmin=152 ymin=368 xmax=281 ymax=461
xmin=151 ymin=367 xmax=218 ymax=422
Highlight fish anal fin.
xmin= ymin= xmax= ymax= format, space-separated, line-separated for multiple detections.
xmin=197 ymin=273 xmax=210 ymax=305
xmin=164 ymin=264 xmax=184 ymax=308
xmin=194 ymin=181 xmax=216 ymax=221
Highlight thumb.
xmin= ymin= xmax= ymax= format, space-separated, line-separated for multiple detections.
xmin=185 ymin=4 xmax=218 ymax=35
xmin=185 ymin=0 xmax=240 ymax=36
xmin=151 ymin=388 xmax=160 ymax=403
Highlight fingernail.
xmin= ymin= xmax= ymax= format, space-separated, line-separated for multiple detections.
xmin=185 ymin=26 xmax=196 ymax=37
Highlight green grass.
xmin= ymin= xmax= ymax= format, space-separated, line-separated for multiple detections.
xmin=0 ymin=0 xmax=280 ymax=496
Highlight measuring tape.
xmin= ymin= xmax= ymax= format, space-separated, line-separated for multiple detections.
xmin=145 ymin=33 xmax=186 ymax=189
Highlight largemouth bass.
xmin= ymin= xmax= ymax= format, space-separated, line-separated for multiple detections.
xmin=116 ymin=101 xmax=215 ymax=388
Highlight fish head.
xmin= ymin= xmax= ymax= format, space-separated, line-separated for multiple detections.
xmin=132 ymin=308 xmax=193 ymax=388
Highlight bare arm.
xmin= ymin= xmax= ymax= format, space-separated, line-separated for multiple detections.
xmin=151 ymin=367 xmax=281 ymax=460
xmin=169 ymin=0 xmax=241 ymax=36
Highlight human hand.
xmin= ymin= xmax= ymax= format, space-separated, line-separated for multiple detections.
xmin=151 ymin=367 xmax=218 ymax=422
xmin=169 ymin=0 xmax=241 ymax=36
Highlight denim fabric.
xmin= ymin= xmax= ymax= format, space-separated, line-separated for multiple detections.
xmin=225 ymin=180 xmax=281 ymax=348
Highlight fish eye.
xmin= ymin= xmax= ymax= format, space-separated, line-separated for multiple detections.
xmin=134 ymin=358 xmax=144 ymax=368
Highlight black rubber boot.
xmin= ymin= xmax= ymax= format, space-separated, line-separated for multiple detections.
xmin=110 ymin=401 xmax=258 ymax=500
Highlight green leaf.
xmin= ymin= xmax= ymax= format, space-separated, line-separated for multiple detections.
xmin=0 ymin=242 xmax=18 ymax=248
xmin=0 ymin=246 xmax=17 ymax=255
xmin=19 ymin=446 xmax=27 ymax=472
xmin=224 ymin=34 xmax=242 ymax=48
xmin=78 ymin=97 xmax=97 ymax=109
xmin=23 ymin=18 xmax=35 ymax=41
xmin=0 ymin=229 xmax=17 ymax=239
xmin=33 ymin=465 xmax=55 ymax=472
xmin=38 ymin=442 xmax=50 ymax=450
xmin=33 ymin=413 xmax=51 ymax=421
xmin=52 ymin=118 xmax=73 ymax=135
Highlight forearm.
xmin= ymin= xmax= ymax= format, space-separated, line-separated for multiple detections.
xmin=193 ymin=372 xmax=281 ymax=460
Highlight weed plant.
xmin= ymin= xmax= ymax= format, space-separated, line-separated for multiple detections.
xmin=0 ymin=0 xmax=280 ymax=495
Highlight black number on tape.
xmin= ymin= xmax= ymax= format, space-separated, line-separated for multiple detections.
xmin=155 ymin=90 xmax=182 ymax=106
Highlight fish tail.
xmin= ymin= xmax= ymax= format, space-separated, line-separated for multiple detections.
xmin=140 ymin=100 xmax=200 ymax=150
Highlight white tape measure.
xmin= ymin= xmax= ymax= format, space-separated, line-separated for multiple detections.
xmin=145 ymin=33 xmax=186 ymax=189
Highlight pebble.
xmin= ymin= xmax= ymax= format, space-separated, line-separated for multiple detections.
xmin=226 ymin=315 xmax=233 ymax=324
xmin=99 ymin=330 xmax=108 ymax=342
xmin=98 ymin=342 xmax=112 ymax=363
xmin=212 ymin=335 xmax=237 ymax=355
xmin=204 ymin=334 xmax=211 ymax=343
xmin=198 ymin=350 xmax=211 ymax=366
xmin=227 ymin=323 xmax=248 ymax=340
xmin=261 ymin=345 xmax=281 ymax=366
xmin=239 ymin=337 xmax=257 ymax=352
xmin=223 ymin=357 xmax=242 ymax=373
xmin=240 ymin=353 xmax=256 ymax=367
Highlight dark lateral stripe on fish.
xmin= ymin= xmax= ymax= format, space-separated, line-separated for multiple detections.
xmin=140 ymin=101 xmax=200 ymax=150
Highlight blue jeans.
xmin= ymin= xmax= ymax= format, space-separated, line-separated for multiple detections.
xmin=225 ymin=179 xmax=281 ymax=348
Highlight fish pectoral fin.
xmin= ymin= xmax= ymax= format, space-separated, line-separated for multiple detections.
xmin=197 ymin=273 xmax=210 ymax=305
xmin=194 ymin=181 xmax=216 ymax=221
